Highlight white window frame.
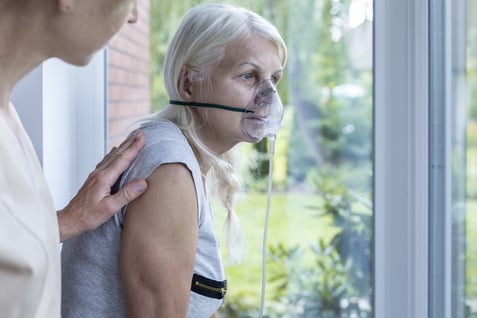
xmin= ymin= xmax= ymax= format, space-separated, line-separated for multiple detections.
xmin=374 ymin=0 xmax=430 ymax=317
xmin=428 ymin=0 xmax=453 ymax=317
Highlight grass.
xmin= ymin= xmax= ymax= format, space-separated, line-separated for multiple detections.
xmin=212 ymin=192 xmax=338 ymax=306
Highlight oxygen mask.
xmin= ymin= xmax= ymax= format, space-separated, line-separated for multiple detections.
xmin=242 ymin=79 xmax=284 ymax=141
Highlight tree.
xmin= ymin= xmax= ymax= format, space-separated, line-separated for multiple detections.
xmin=287 ymin=0 xmax=372 ymax=188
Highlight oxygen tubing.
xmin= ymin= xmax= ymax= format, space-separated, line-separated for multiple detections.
xmin=258 ymin=134 xmax=276 ymax=318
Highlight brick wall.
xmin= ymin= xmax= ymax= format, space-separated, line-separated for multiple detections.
xmin=107 ymin=0 xmax=151 ymax=149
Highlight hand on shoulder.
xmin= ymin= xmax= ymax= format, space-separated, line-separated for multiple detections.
xmin=57 ymin=130 xmax=147 ymax=242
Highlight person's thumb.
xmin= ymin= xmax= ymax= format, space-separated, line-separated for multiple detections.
xmin=112 ymin=179 xmax=147 ymax=209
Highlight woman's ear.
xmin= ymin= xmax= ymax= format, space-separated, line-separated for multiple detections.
xmin=178 ymin=65 xmax=194 ymax=100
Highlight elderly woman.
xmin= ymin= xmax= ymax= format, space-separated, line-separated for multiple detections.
xmin=61 ymin=3 xmax=287 ymax=318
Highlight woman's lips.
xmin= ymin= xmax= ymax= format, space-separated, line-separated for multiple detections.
xmin=245 ymin=116 xmax=266 ymax=123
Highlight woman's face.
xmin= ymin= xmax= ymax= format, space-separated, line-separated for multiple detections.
xmin=54 ymin=0 xmax=138 ymax=65
xmin=193 ymin=34 xmax=283 ymax=153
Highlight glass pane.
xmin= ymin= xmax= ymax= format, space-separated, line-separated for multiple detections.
xmin=455 ymin=0 xmax=477 ymax=317
xmin=150 ymin=1 xmax=374 ymax=316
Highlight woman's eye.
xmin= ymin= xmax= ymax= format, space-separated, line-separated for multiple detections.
xmin=241 ymin=73 xmax=254 ymax=81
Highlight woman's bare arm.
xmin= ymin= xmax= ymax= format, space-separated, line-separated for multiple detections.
xmin=120 ymin=163 xmax=198 ymax=317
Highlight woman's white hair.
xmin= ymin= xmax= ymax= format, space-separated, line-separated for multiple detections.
xmin=153 ymin=3 xmax=287 ymax=262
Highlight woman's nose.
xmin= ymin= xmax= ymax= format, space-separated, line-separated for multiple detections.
xmin=127 ymin=2 xmax=138 ymax=24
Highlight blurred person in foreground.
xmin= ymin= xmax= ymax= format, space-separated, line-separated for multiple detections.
xmin=0 ymin=1 xmax=148 ymax=316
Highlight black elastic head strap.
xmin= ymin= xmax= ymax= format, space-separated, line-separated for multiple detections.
xmin=169 ymin=100 xmax=254 ymax=113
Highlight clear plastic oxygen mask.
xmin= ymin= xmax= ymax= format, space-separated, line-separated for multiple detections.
xmin=242 ymin=79 xmax=284 ymax=142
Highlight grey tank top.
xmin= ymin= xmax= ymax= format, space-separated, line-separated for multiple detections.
xmin=61 ymin=120 xmax=225 ymax=318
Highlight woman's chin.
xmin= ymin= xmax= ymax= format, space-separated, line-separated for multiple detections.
xmin=242 ymin=132 xmax=264 ymax=144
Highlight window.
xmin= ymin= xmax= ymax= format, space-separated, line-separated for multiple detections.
xmin=447 ymin=0 xmax=477 ymax=316
xmin=430 ymin=0 xmax=477 ymax=317
xmin=463 ymin=2 xmax=477 ymax=315
xmin=12 ymin=0 xmax=476 ymax=316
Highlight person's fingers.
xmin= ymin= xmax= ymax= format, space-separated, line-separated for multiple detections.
xmin=59 ymin=129 xmax=146 ymax=241
xmin=96 ymin=146 xmax=118 ymax=169
xmin=102 ymin=179 xmax=147 ymax=214
xmin=117 ymin=129 xmax=144 ymax=153
xmin=97 ymin=129 xmax=145 ymax=171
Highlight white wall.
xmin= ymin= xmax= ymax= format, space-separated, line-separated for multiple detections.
xmin=11 ymin=50 xmax=107 ymax=210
